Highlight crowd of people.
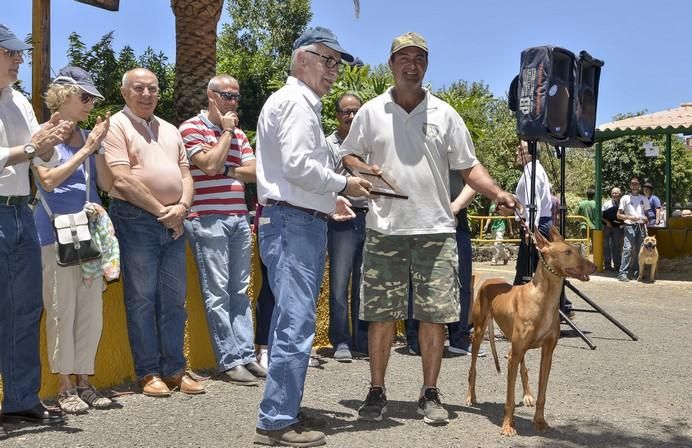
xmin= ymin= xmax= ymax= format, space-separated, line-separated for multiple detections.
xmin=9 ymin=21 xmax=663 ymax=447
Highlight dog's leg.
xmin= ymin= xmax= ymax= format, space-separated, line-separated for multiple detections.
xmin=533 ymin=337 xmax=557 ymax=432
xmin=650 ymin=261 xmax=657 ymax=282
xmin=637 ymin=258 xmax=644 ymax=281
xmin=520 ymin=356 xmax=535 ymax=407
xmin=501 ymin=347 xmax=522 ymax=436
xmin=466 ymin=292 xmax=489 ymax=406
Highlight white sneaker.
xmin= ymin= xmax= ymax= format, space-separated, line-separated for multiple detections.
xmin=257 ymin=348 xmax=269 ymax=369
xmin=308 ymin=356 xmax=320 ymax=367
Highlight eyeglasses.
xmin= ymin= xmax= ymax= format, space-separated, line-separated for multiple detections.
xmin=80 ymin=92 xmax=99 ymax=105
xmin=304 ymin=49 xmax=340 ymax=69
xmin=131 ymin=84 xmax=159 ymax=94
xmin=338 ymin=108 xmax=359 ymax=116
xmin=212 ymin=90 xmax=241 ymax=101
xmin=0 ymin=48 xmax=25 ymax=59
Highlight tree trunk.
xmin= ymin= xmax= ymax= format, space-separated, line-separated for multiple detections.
xmin=171 ymin=0 xmax=223 ymax=125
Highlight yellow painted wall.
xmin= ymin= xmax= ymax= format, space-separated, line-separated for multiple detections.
xmin=650 ymin=217 xmax=692 ymax=258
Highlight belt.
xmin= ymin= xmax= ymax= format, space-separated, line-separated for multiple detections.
xmin=0 ymin=195 xmax=30 ymax=206
xmin=265 ymin=199 xmax=329 ymax=221
xmin=352 ymin=207 xmax=369 ymax=213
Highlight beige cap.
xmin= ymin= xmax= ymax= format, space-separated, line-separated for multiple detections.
xmin=390 ymin=32 xmax=428 ymax=56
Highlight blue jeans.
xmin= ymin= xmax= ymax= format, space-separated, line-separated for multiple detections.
xmin=109 ymin=199 xmax=187 ymax=379
xmin=406 ymin=225 xmax=472 ymax=349
xmin=619 ymin=224 xmax=645 ymax=278
xmin=0 ymin=204 xmax=43 ymax=412
xmin=327 ymin=209 xmax=368 ymax=353
xmin=185 ymin=214 xmax=255 ymax=371
xmin=256 ymin=205 xmax=327 ymax=431
xmin=254 ymin=260 xmax=275 ymax=346
xmin=603 ymin=225 xmax=623 ymax=269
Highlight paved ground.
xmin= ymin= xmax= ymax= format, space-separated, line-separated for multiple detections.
xmin=2 ymin=262 xmax=690 ymax=447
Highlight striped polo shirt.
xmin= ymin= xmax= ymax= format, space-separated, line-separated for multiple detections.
xmin=179 ymin=111 xmax=255 ymax=217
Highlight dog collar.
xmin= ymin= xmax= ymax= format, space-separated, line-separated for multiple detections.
xmin=537 ymin=250 xmax=562 ymax=277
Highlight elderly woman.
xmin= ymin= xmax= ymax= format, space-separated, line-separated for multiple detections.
xmin=32 ymin=66 xmax=113 ymax=414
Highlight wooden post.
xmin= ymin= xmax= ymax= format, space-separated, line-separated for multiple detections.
xmin=32 ymin=0 xmax=50 ymax=122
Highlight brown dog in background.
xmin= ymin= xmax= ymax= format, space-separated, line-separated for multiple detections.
xmin=465 ymin=226 xmax=596 ymax=436
xmin=638 ymin=235 xmax=659 ymax=282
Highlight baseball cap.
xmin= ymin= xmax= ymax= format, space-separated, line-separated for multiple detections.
xmin=642 ymin=180 xmax=653 ymax=188
xmin=0 ymin=24 xmax=32 ymax=51
xmin=390 ymin=32 xmax=428 ymax=56
xmin=51 ymin=66 xmax=104 ymax=99
xmin=293 ymin=26 xmax=354 ymax=63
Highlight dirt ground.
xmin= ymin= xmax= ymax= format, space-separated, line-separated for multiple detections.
xmin=1 ymin=261 xmax=690 ymax=447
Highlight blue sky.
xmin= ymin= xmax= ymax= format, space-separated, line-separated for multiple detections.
xmin=5 ymin=0 xmax=691 ymax=125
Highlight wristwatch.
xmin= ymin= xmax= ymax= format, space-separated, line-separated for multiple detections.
xmin=23 ymin=143 xmax=37 ymax=160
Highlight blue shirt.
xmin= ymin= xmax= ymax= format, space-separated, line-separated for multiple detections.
xmin=645 ymin=194 xmax=661 ymax=225
xmin=33 ymin=130 xmax=101 ymax=246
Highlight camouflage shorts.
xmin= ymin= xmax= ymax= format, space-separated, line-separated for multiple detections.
xmin=360 ymin=230 xmax=460 ymax=323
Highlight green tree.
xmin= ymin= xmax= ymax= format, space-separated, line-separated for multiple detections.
xmin=216 ymin=0 xmax=312 ymax=129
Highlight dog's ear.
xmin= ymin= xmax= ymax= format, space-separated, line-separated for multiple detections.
xmin=534 ymin=229 xmax=550 ymax=250
xmin=548 ymin=226 xmax=564 ymax=242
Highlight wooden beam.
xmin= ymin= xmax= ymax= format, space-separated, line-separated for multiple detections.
xmin=32 ymin=0 xmax=50 ymax=122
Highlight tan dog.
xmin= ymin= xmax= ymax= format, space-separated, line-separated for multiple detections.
xmin=466 ymin=226 xmax=596 ymax=436
xmin=637 ymin=235 xmax=659 ymax=282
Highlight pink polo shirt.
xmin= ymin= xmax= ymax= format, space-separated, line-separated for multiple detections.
xmin=104 ymin=107 xmax=189 ymax=206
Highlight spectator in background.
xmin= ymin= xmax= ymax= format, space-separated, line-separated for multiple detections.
xmin=179 ymin=74 xmax=266 ymax=386
xmin=104 ymin=68 xmax=203 ymax=397
xmin=601 ymin=187 xmax=624 ymax=271
xmin=616 ymin=176 xmax=650 ymax=282
xmin=642 ymin=180 xmax=662 ymax=226
xmin=484 ymin=202 xmax=511 ymax=265
xmin=577 ymin=187 xmax=596 ymax=235
xmin=33 ymin=67 xmax=114 ymax=414
xmin=326 ymin=92 xmax=369 ymax=362
xmin=0 ymin=23 xmax=71 ymax=426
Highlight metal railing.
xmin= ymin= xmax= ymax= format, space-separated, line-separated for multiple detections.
xmin=468 ymin=215 xmax=592 ymax=248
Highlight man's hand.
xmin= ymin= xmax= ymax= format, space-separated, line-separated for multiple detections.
xmin=331 ymin=196 xmax=356 ymax=221
xmin=210 ymin=98 xmax=239 ymax=130
xmin=451 ymin=201 xmax=463 ymax=216
xmin=157 ymin=204 xmax=187 ymax=229
xmin=496 ymin=192 xmax=523 ymax=217
xmin=171 ymin=223 xmax=184 ymax=240
xmin=343 ymin=176 xmax=372 ymax=197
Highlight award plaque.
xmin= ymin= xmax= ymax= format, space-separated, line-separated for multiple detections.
xmin=346 ymin=167 xmax=408 ymax=199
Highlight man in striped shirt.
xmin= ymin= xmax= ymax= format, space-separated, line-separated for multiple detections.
xmin=180 ymin=74 xmax=266 ymax=385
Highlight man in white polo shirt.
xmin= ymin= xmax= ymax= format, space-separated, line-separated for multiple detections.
xmin=179 ymin=74 xmax=266 ymax=386
xmin=341 ymin=32 xmax=519 ymax=426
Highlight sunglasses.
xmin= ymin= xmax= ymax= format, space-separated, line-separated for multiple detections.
xmin=212 ymin=90 xmax=241 ymax=101
xmin=80 ymin=92 xmax=99 ymax=104
xmin=1 ymin=48 xmax=25 ymax=58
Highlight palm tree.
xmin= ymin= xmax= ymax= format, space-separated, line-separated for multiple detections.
xmin=170 ymin=0 xmax=361 ymax=124
xmin=170 ymin=0 xmax=224 ymax=124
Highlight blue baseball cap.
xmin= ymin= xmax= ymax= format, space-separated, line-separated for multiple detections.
xmin=0 ymin=24 xmax=32 ymax=51
xmin=52 ymin=66 xmax=104 ymax=99
xmin=293 ymin=26 xmax=354 ymax=63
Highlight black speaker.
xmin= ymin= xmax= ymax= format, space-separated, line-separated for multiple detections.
xmin=510 ymin=46 xmax=603 ymax=148
xmin=572 ymin=51 xmax=603 ymax=146
xmin=514 ymin=46 xmax=576 ymax=145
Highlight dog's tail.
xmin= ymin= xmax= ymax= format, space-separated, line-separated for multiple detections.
xmin=487 ymin=315 xmax=501 ymax=373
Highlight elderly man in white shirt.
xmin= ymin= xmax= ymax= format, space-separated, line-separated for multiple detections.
xmin=0 ymin=23 xmax=72 ymax=426
xmin=253 ymin=27 xmax=370 ymax=447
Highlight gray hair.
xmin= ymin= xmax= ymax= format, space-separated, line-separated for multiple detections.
xmin=290 ymin=43 xmax=318 ymax=75
xmin=208 ymin=74 xmax=239 ymax=91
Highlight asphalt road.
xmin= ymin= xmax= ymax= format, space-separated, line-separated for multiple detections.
xmin=1 ymin=262 xmax=690 ymax=447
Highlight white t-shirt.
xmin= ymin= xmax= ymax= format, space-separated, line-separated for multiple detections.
xmin=515 ymin=159 xmax=553 ymax=227
xmin=618 ymin=193 xmax=650 ymax=225
xmin=340 ymin=87 xmax=479 ymax=235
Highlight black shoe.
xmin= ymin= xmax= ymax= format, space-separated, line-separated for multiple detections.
xmin=357 ymin=386 xmax=387 ymax=421
xmin=1 ymin=403 xmax=66 ymax=425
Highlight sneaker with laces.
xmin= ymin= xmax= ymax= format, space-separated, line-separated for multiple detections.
xmin=254 ymin=423 xmax=325 ymax=447
xmin=333 ymin=343 xmax=352 ymax=363
xmin=417 ymin=387 xmax=449 ymax=425
xmin=357 ymin=386 xmax=387 ymax=421
xmin=448 ymin=338 xmax=487 ymax=357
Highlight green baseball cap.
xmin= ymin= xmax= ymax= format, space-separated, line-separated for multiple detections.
xmin=390 ymin=32 xmax=428 ymax=56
